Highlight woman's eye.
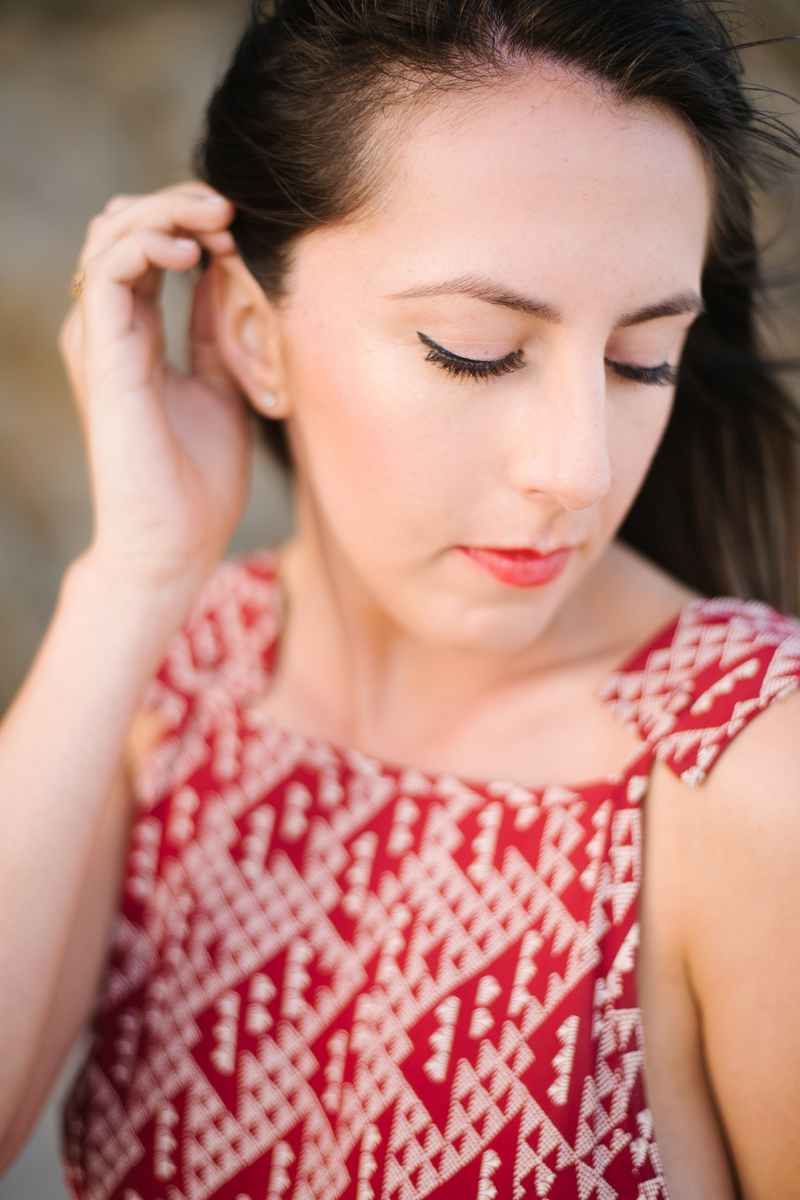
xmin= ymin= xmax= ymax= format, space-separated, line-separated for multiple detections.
xmin=418 ymin=333 xmax=675 ymax=388
xmin=418 ymin=332 xmax=525 ymax=381
xmin=605 ymin=358 xmax=678 ymax=387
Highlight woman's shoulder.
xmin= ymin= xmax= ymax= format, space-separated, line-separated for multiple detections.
xmin=600 ymin=594 xmax=800 ymax=787
xmin=638 ymin=607 xmax=800 ymax=1199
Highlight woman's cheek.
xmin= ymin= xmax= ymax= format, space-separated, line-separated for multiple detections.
xmin=290 ymin=350 xmax=471 ymax=556
xmin=606 ymin=391 xmax=674 ymax=520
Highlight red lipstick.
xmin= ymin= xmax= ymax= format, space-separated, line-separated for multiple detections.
xmin=458 ymin=545 xmax=572 ymax=588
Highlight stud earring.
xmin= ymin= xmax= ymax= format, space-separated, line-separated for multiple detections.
xmin=262 ymin=392 xmax=279 ymax=412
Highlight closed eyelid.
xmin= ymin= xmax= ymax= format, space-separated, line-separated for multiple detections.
xmin=605 ymin=357 xmax=679 ymax=386
xmin=417 ymin=332 xmax=520 ymax=364
xmin=418 ymin=333 xmax=482 ymax=364
xmin=418 ymin=333 xmax=675 ymax=386
xmin=418 ymin=331 xmax=525 ymax=380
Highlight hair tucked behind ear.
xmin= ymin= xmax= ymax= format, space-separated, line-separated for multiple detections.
xmin=198 ymin=0 xmax=800 ymax=613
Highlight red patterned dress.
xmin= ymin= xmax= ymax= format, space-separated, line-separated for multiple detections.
xmin=64 ymin=551 xmax=800 ymax=1200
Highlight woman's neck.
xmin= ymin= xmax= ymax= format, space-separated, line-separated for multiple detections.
xmin=254 ymin=505 xmax=695 ymax=784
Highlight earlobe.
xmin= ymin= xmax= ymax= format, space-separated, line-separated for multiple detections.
xmin=251 ymin=387 xmax=290 ymax=420
xmin=253 ymin=389 xmax=289 ymax=419
xmin=210 ymin=254 xmax=290 ymax=417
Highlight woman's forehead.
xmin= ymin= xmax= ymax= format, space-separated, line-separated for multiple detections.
xmin=382 ymin=62 xmax=707 ymax=203
xmin=298 ymin=66 xmax=710 ymax=308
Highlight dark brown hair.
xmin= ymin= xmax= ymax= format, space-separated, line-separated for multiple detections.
xmin=198 ymin=0 xmax=800 ymax=611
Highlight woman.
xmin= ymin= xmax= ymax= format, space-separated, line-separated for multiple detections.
xmin=1 ymin=0 xmax=799 ymax=1196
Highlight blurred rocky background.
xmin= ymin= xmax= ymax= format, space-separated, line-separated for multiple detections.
xmin=0 ymin=0 xmax=292 ymax=720
xmin=0 ymin=0 xmax=798 ymax=1196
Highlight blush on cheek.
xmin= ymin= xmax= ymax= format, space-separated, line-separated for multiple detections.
xmin=606 ymin=389 xmax=675 ymax=507
xmin=288 ymin=331 xmax=475 ymax=550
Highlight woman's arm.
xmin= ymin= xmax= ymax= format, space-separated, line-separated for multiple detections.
xmin=642 ymin=689 xmax=800 ymax=1199
xmin=0 ymin=184 xmax=248 ymax=1165
xmin=0 ymin=564 xmax=180 ymax=1166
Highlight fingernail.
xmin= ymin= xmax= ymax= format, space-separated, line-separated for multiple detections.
xmin=202 ymin=194 xmax=228 ymax=205
xmin=176 ymin=237 xmax=198 ymax=249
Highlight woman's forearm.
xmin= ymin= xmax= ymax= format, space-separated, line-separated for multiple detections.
xmin=0 ymin=183 xmax=245 ymax=1165
xmin=0 ymin=553 xmax=190 ymax=1154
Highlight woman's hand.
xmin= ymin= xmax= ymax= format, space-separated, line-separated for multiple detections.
xmin=59 ymin=182 xmax=250 ymax=606
xmin=0 ymin=186 xmax=251 ymax=1159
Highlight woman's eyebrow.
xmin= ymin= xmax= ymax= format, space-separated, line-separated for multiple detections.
xmin=387 ymin=275 xmax=561 ymax=320
xmin=388 ymin=276 xmax=705 ymax=326
xmin=617 ymin=291 xmax=705 ymax=327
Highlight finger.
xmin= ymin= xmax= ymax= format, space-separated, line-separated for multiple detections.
xmin=158 ymin=181 xmax=225 ymax=201
xmin=59 ymin=304 xmax=96 ymax=435
xmin=59 ymin=303 xmax=85 ymax=393
xmin=79 ymin=188 xmax=232 ymax=266
xmin=195 ymin=229 xmax=238 ymax=260
xmin=82 ymin=231 xmax=201 ymax=350
xmin=81 ymin=193 xmax=229 ymax=266
xmin=59 ymin=303 xmax=83 ymax=366
xmin=101 ymin=183 xmax=218 ymax=217
xmin=189 ymin=269 xmax=230 ymax=384
xmin=103 ymin=194 xmax=140 ymax=216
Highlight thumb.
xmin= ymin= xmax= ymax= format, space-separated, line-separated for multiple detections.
xmin=189 ymin=268 xmax=232 ymax=388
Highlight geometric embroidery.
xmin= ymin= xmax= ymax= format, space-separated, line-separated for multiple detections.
xmin=600 ymin=596 xmax=800 ymax=787
xmin=63 ymin=554 xmax=800 ymax=1200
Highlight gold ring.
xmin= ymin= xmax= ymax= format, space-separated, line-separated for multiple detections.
xmin=70 ymin=269 xmax=85 ymax=302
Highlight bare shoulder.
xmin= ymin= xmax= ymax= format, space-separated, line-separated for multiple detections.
xmin=652 ymin=681 xmax=800 ymax=834
xmin=646 ymin=689 xmax=800 ymax=1199
xmin=708 ymin=681 xmax=800 ymax=805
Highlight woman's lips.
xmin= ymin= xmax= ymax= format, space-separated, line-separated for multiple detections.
xmin=457 ymin=545 xmax=573 ymax=588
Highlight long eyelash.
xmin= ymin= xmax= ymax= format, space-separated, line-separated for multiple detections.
xmin=418 ymin=332 xmax=525 ymax=380
xmin=605 ymin=359 xmax=679 ymax=387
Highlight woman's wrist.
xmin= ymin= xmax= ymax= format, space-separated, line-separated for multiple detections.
xmin=60 ymin=549 xmax=207 ymax=678
xmin=67 ymin=546 xmax=209 ymax=618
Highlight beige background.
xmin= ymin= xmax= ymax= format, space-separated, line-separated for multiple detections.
xmin=0 ymin=0 xmax=293 ymax=720
xmin=0 ymin=0 xmax=798 ymax=1196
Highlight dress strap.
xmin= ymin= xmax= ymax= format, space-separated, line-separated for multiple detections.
xmin=599 ymin=598 xmax=800 ymax=786
xmin=136 ymin=551 xmax=282 ymax=805
xmin=144 ymin=549 xmax=282 ymax=709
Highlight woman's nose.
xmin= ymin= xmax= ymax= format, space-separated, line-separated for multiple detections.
xmin=505 ymin=361 xmax=612 ymax=511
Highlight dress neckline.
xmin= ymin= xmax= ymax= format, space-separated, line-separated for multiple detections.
xmin=236 ymin=552 xmax=693 ymax=800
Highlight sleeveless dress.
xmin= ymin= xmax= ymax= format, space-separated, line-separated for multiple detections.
xmin=63 ymin=551 xmax=800 ymax=1200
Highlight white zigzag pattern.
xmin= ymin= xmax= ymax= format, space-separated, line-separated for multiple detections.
xmin=66 ymin=561 xmax=800 ymax=1200
xmin=600 ymin=597 xmax=800 ymax=785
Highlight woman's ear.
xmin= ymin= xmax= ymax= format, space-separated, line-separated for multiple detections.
xmin=210 ymin=254 xmax=291 ymax=419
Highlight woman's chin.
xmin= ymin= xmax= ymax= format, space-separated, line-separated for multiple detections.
xmin=388 ymin=582 xmax=572 ymax=657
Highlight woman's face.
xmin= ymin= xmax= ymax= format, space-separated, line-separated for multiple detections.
xmin=259 ymin=66 xmax=710 ymax=653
